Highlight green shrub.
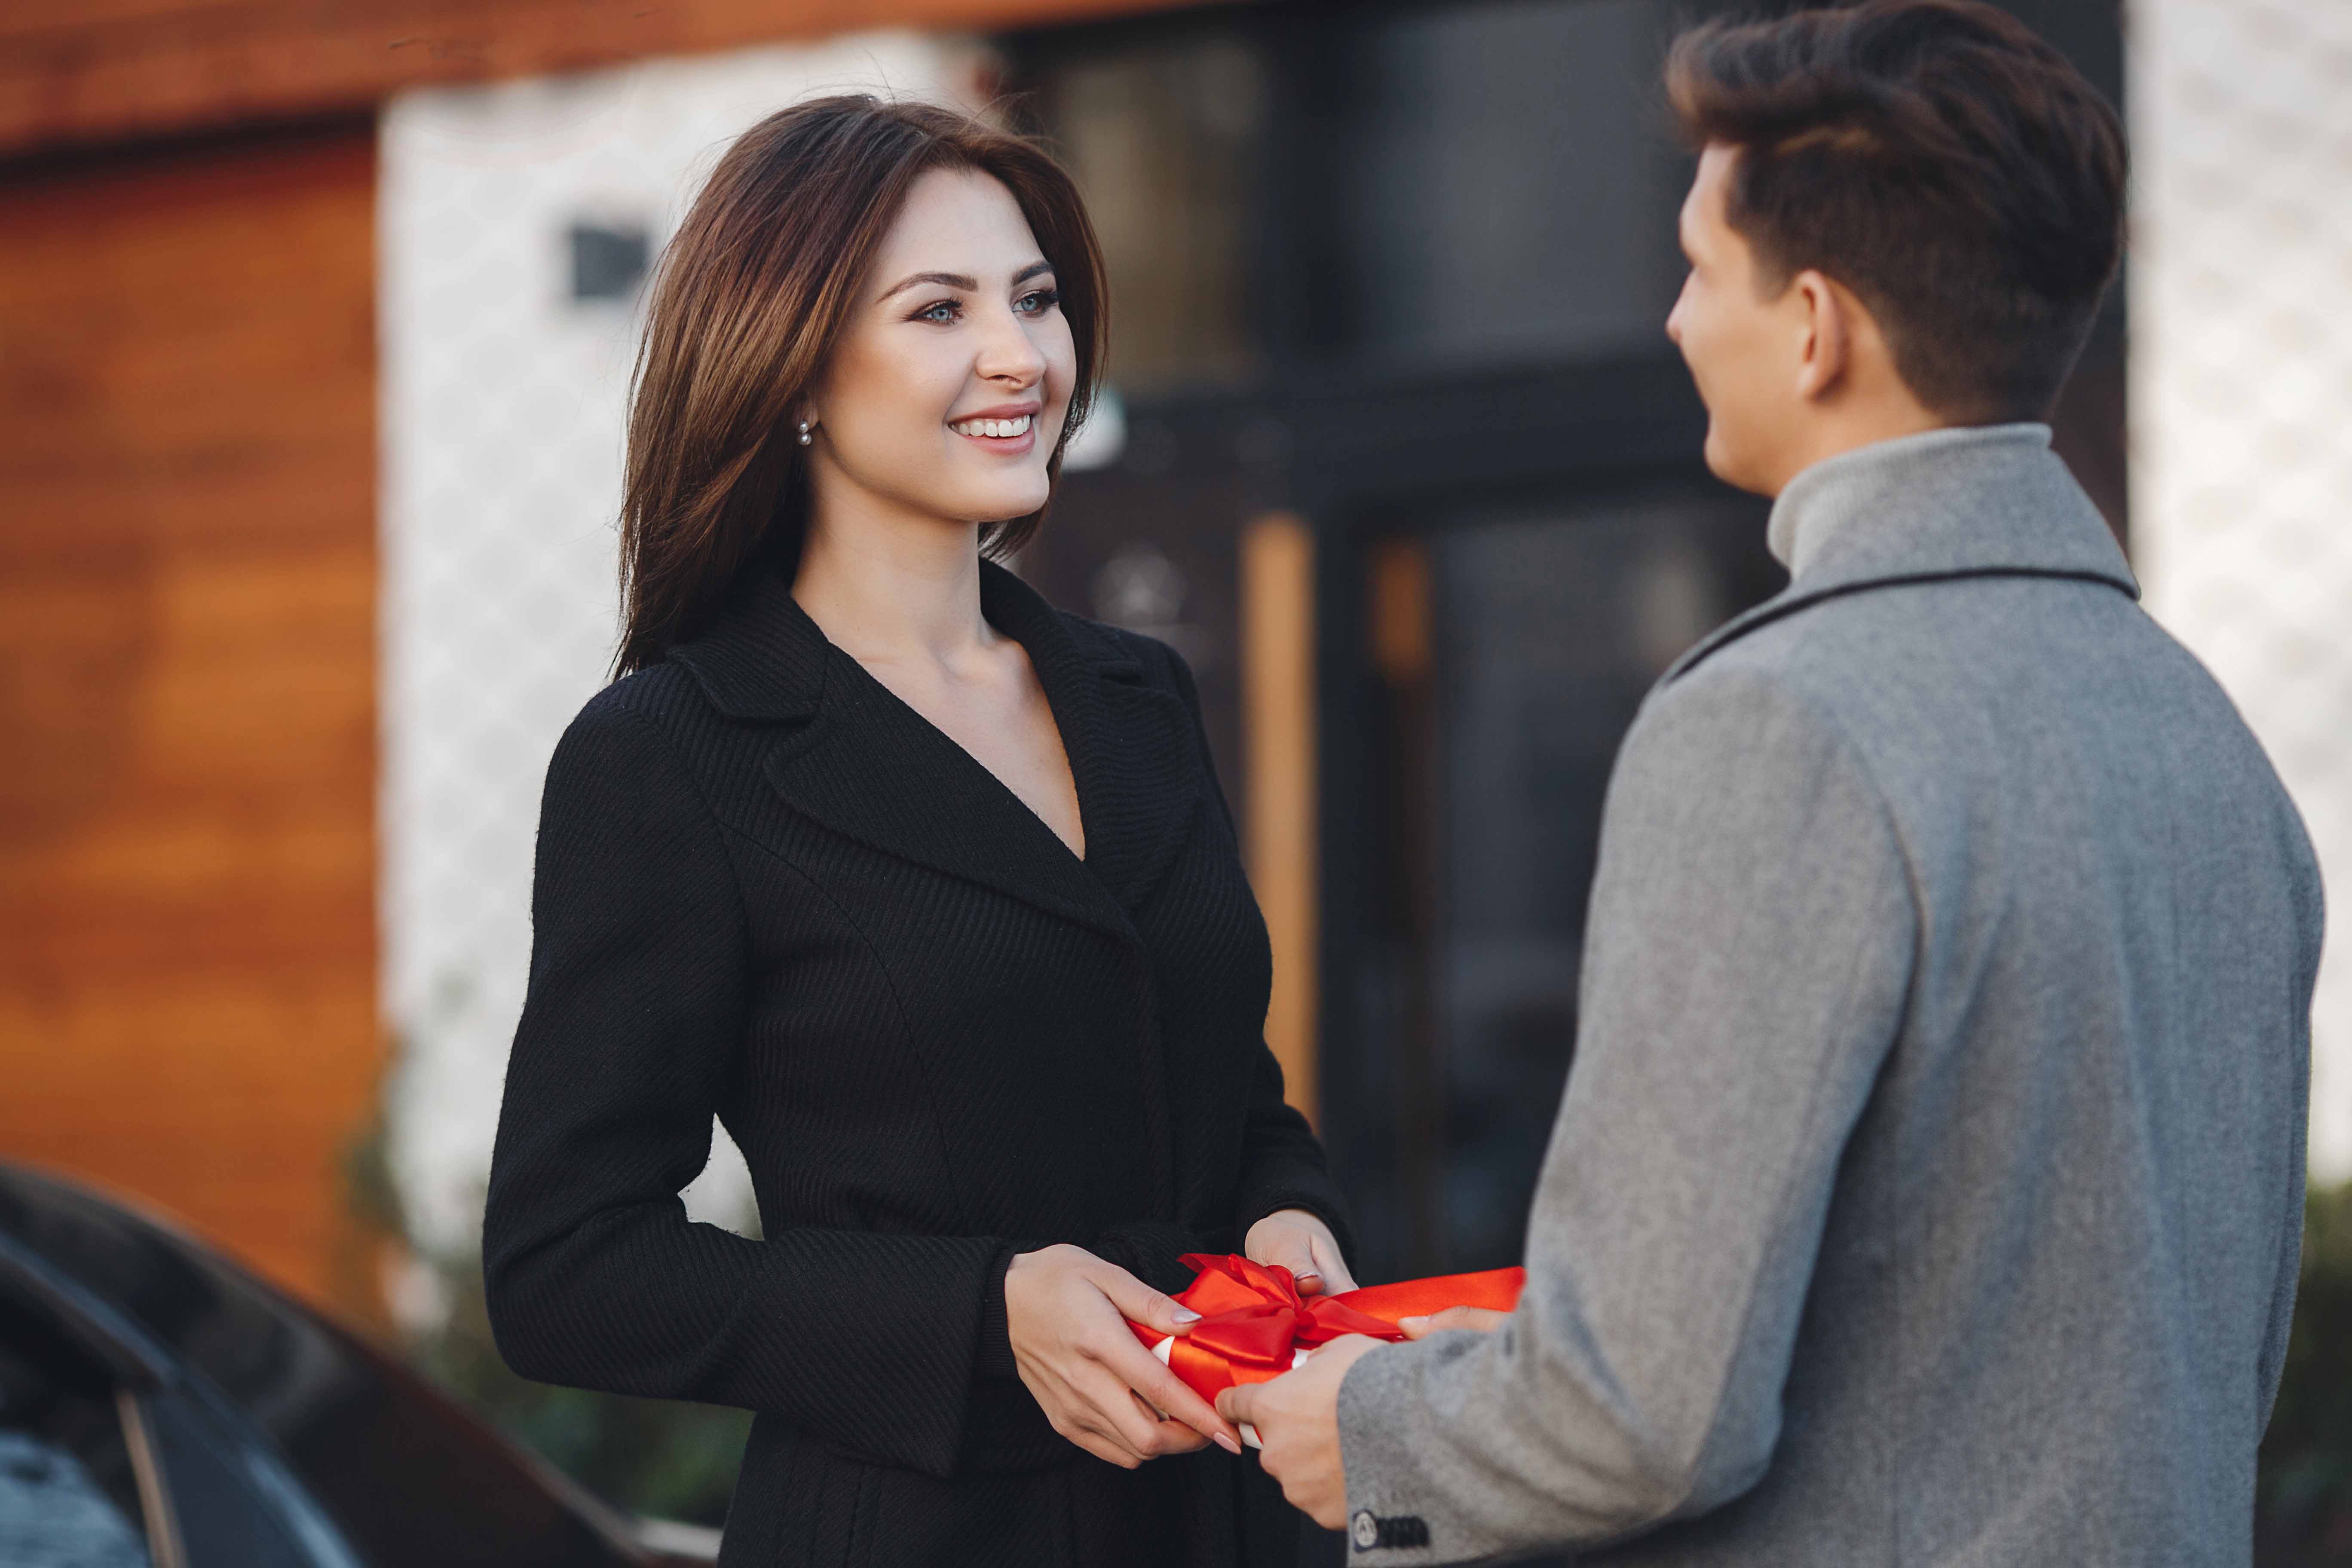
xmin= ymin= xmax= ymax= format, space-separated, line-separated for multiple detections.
xmin=410 ymin=1251 xmax=751 ymax=1527
xmin=2257 ymin=1180 xmax=2352 ymax=1565
xmin=343 ymin=1102 xmax=748 ymax=1528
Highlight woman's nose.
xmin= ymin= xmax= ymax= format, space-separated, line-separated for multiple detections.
xmin=975 ymin=306 xmax=1047 ymax=383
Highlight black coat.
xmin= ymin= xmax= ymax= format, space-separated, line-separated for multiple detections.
xmin=483 ymin=561 xmax=1354 ymax=1568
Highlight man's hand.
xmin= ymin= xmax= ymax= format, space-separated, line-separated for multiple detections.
xmin=1215 ymin=1334 xmax=1385 ymax=1528
xmin=1244 ymin=1208 xmax=1359 ymax=1296
xmin=1399 ymin=1305 xmax=1508 ymax=1337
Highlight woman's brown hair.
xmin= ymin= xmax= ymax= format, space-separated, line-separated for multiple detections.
xmin=615 ymin=96 xmax=1108 ymax=676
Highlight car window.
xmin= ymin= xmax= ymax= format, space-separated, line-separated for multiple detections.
xmin=143 ymin=1387 xmax=364 ymax=1568
xmin=0 ymin=1297 xmax=150 ymax=1568
xmin=0 ymin=1431 xmax=150 ymax=1568
xmin=2 ymin=1171 xmax=643 ymax=1567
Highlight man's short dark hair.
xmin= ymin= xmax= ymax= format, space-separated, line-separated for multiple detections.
xmin=1666 ymin=0 xmax=2126 ymax=421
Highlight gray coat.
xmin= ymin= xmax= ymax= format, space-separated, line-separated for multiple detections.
xmin=1335 ymin=425 xmax=2321 ymax=1565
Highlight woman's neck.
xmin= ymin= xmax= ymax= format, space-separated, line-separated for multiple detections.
xmin=793 ymin=493 xmax=992 ymax=668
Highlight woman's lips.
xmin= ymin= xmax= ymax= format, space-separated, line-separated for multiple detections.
xmin=949 ymin=410 xmax=1038 ymax=453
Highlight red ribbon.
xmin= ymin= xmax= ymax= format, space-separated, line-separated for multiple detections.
xmin=1129 ymin=1253 xmax=1526 ymax=1401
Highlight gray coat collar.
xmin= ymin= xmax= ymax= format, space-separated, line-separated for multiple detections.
xmin=1668 ymin=423 xmax=2138 ymax=683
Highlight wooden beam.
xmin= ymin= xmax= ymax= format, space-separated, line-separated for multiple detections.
xmin=0 ymin=0 xmax=1215 ymax=160
xmin=1240 ymin=514 xmax=1319 ymax=1125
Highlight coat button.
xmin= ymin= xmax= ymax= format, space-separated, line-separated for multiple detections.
xmin=1352 ymin=1510 xmax=1379 ymax=1551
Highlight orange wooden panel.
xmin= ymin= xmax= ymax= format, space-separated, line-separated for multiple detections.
xmin=0 ymin=0 xmax=1233 ymax=157
xmin=0 ymin=122 xmax=378 ymax=1305
xmin=1240 ymin=515 xmax=1319 ymax=1125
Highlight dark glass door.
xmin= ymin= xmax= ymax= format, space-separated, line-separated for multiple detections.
xmin=1333 ymin=477 xmax=1776 ymax=1281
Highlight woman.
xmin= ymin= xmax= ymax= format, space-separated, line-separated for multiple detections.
xmin=481 ymin=97 xmax=1356 ymax=1568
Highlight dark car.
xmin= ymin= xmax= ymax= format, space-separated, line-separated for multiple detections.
xmin=0 ymin=1161 xmax=718 ymax=1567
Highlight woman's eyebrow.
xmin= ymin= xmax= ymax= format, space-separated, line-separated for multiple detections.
xmin=877 ymin=260 xmax=1054 ymax=303
xmin=878 ymin=269 xmax=977 ymax=301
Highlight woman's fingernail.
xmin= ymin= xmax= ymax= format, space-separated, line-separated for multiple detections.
xmin=1215 ymin=1433 xmax=1242 ymax=1455
xmin=1171 ymin=1306 xmax=1201 ymax=1322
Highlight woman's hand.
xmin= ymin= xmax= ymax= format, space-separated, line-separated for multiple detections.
xmin=1244 ymin=1209 xmax=1358 ymax=1296
xmin=1004 ymin=1244 xmax=1244 ymax=1467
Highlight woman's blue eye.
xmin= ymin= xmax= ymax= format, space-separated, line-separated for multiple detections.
xmin=919 ymin=301 xmax=959 ymax=324
xmin=1016 ymin=288 xmax=1060 ymax=315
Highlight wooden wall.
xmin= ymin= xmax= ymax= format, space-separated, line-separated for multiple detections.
xmin=0 ymin=121 xmax=379 ymax=1301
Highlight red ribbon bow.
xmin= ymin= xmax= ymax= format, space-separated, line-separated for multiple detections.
xmin=1129 ymin=1253 xmax=1526 ymax=1402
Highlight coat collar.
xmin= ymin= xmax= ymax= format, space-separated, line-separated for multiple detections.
xmin=667 ymin=561 xmax=1199 ymax=943
xmin=661 ymin=566 xmax=829 ymax=724
xmin=1667 ymin=423 xmax=2138 ymax=683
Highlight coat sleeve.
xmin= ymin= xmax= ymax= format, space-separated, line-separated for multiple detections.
xmin=482 ymin=696 xmax=1013 ymax=1479
xmin=1332 ymin=668 xmax=1917 ymax=1562
xmin=1158 ymin=642 xmax=1357 ymax=1265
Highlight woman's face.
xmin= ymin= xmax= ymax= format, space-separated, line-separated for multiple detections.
xmin=807 ymin=166 xmax=1077 ymax=529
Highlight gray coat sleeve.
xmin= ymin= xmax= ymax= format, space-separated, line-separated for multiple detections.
xmin=1334 ymin=668 xmax=1918 ymax=1564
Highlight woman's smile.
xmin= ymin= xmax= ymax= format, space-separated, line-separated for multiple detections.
xmin=949 ymin=404 xmax=1040 ymax=453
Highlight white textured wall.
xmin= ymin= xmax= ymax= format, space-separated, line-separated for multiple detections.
xmin=2132 ymin=0 xmax=2352 ymax=1181
xmin=380 ymin=34 xmax=984 ymax=1251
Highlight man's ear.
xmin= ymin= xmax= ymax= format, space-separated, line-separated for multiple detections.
xmin=1792 ymin=268 xmax=1850 ymax=404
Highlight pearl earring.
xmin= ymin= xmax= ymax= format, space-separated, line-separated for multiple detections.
xmin=796 ymin=420 xmax=814 ymax=447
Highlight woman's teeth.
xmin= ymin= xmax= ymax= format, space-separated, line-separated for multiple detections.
xmin=951 ymin=414 xmax=1033 ymax=438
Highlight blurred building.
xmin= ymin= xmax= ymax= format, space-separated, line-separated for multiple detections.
xmin=2131 ymin=0 xmax=2352 ymax=1194
xmin=2 ymin=0 xmax=2347 ymax=1310
xmin=0 ymin=0 xmax=1183 ymax=1307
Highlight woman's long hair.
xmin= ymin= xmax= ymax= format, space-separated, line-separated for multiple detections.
xmin=615 ymin=96 xmax=1109 ymax=676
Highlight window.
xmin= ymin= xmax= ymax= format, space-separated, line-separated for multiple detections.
xmin=0 ymin=1298 xmax=149 ymax=1568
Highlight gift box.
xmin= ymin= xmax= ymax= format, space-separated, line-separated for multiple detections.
xmin=1129 ymin=1253 xmax=1525 ymax=1447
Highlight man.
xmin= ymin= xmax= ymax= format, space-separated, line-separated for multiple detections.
xmin=1222 ymin=3 xmax=2322 ymax=1562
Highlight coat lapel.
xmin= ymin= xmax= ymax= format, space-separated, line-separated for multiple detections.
xmin=978 ymin=563 xmax=1204 ymax=926
xmin=665 ymin=564 xmax=1201 ymax=945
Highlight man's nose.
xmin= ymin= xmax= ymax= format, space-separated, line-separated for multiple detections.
xmin=1665 ymin=274 xmax=1695 ymax=346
